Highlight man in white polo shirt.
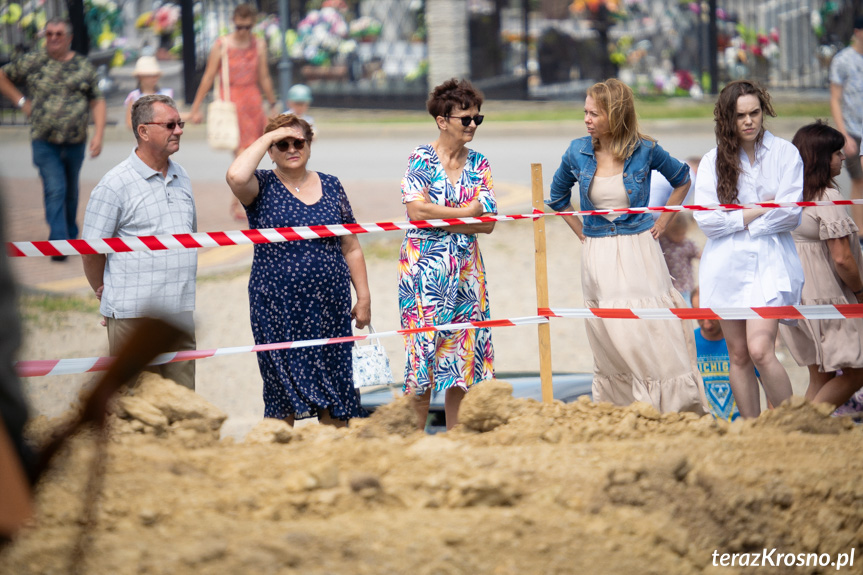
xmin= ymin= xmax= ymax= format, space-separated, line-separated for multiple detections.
xmin=82 ymin=95 xmax=197 ymax=390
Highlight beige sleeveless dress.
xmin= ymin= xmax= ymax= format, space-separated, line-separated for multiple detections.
xmin=779 ymin=188 xmax=863 ymax=371
xmin=583 ymin=174 xmax=708 ymax=414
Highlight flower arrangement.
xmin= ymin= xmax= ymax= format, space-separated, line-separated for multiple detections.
xmin=2 ymin=2 xmax=47 ymax=48
xmin=84 ymin=0 xmax=123 ymax=50
xmin=811 ymin=1 xmax=842 ymax=41
xmin=721 ymin=24 xmax=779 ymax=81
xmin=253 ymin=14 xmax=283 ymax=58
xmin=404 ymin=58 xmax=427 ymax=83
xmin=569 ymin=0 xmax=627 ymax=21
xmin=321 ymin=0 xmax=349 ymax=12
xmin=291 ymin=6 xmax=351 ymax=66
xmin=137 ymin=4 xmax=181 ymax=36
xmin=720 ymin=21 xmax=780 ymax=62
xmin=135 ymin=3 xmax=182 ymax=58
xmin=153 ymin=4 xmax=180 ymax=35
xmin=349 ymin=16 xmax=381 ymax=42
xmin=0 ymin=3 xmax=22 ymax=26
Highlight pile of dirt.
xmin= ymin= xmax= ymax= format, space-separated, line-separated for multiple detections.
xmin=4 ymin=378 xmax=862 ymax=575
xmin=457 ymin=377 xmax=853 ymax=443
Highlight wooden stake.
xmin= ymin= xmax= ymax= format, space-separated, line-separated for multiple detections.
xmin=531 ymin=163 xmax=554 ymax=403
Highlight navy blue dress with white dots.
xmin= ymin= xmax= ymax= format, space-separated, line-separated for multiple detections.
xmin=247 ymin=170 xmax=366 ymax=421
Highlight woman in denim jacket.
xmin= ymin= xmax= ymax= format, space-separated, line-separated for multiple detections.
xmin=548 ymin=79 xmax=707 ymax=414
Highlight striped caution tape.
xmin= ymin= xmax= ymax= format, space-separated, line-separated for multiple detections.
xmin=14 ymin=315 xmax=548 ymax=377
xmin=6 ymin=214 xmax=540 ymax=258
xmin=8 ymin=199 xmax=863 ymax=258
xmin=17 ymin=304 xmax=863 ymax=377
xmin=555 ymin=198 xmax=863 ymax=217
xmin=539 ymin=304 xmax=863 ymax=321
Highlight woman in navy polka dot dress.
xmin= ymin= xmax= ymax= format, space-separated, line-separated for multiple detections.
xmin=227 ymin=114 xmax=371 ymax=426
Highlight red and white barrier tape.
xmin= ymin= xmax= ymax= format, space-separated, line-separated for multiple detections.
xmin=15 ymin=316 xmax=547 ymax=377
xmin=16 ymin=304 xmax=863 ymax=377
xmin=540 ymin=304 xmax=863 ymax=321
xmin=7 ymin=214 xmax=540 ymax=258
xmin=555 ymin=198 xmax=863 ymax=217
xmin=8 ymin=199 xmax=863 ymax=258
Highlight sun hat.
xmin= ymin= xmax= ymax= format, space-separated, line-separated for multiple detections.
xmin=133 ymin=56 xmax=162 ymax=77
xmin=287 ymin=84 xmax=312 ymax=103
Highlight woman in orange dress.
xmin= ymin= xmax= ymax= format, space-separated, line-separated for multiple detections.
xmin=190 ymin=3 xmax=278 ymax=219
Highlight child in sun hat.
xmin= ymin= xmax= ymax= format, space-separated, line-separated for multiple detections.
xmin=124 ymin=55 xmax=174 ymax=129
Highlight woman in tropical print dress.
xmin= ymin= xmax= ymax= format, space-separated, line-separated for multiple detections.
xmin=398 ymin=78 xmax=497 ymax=431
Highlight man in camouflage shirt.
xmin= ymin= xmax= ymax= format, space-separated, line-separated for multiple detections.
xmin=0 ymin=18 xmax=106 ymax=257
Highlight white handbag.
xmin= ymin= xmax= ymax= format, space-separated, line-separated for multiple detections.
xmin=352 ymin=324 xmax=394 ymax=388
xmin=207 ymin=40 xmax=239 ymax=151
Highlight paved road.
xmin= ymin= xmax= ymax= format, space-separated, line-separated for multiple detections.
xmin=0 ymin=109 xmax=846 ymax=293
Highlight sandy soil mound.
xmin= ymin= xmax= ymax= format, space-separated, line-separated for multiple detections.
xmin=3 ymin=379 xmax=862 ymax=575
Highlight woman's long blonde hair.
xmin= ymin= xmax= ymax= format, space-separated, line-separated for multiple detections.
xmin=587 ymin=79 xmax=653 ymax=161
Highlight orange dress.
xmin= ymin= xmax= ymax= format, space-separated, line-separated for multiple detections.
xmin=219 ymin=38 xmax=266 ymax=150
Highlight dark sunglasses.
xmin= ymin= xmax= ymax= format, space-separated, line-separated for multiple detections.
xmin=45 ymin=31 xmax=66 ymax=38
xmin=235 ymin=24 xmax=252 ymax=30
xmin=143 ymin=121 xmax=185 ymax=130
xmin=446 ymin=114 xmax=484 ymax=127
xmin=273 ymin=138 xmax=306 ymax=152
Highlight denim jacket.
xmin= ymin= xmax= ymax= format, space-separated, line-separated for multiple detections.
xmin=547 ymin=136 xmax=690 ymax=237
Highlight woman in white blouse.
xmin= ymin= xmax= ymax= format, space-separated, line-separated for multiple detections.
xmin=694 ymin=80 xmax=804 ymax=418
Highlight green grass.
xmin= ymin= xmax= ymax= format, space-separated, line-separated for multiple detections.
xmin=636 ymin=97 xmax=830 ymax=120
xmin=18 ymin=292 xmax=100 ymax=323
xmin=359 ymin=236 xmax=402 ymax=260
xmin=197 ymin=266 xmax=251 ymax=284
xmin=318 ymin=96 xmax=830 ymax=124
xmin=769 ymin=100 xmax=833 ymax=119
xmin=489 ymin=98 xmax=830 ymax=122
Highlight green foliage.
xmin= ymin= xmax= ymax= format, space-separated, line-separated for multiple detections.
xmin=359 ymin=237 xmax=401 ymax=260
xmin=314 ymin=97 xmax=828 ymax=125
xmin=84 ymin=0 xmax=123 ymax=50
xmin=18 ymin=292 xmax=100 ymax=323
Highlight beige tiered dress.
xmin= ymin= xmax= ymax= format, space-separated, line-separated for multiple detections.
xmin=583 ymin=174 xmax=708 ymax=414
xmin=779 ymin=188 xmax=863 ymax=371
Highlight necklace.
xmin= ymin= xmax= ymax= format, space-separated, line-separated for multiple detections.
xmin=276 ymin=169 xmax=308 ymax=193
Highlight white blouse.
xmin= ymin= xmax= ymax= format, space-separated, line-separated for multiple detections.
xmin=694 ymin=131 xmax=805 ymax=308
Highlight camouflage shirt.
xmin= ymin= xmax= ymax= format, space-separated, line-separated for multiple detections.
xmin=2 ymin=49 xmax=102 ymax=144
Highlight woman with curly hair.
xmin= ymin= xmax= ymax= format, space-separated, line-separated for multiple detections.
xmin=779 ymin=121 xmax=863 ymax=408
xmin=398 ymin=78 xmax=497 ymax=431
xmin=548 ymin=78 xmax=707 ymax=414
xmin=694 ymin=80 xmax=804 ymax=418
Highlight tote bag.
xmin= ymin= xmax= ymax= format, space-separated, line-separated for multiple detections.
xmin=207 ymin=40 xmax=239 ymax=151
xmin=352 ymin=324 xmax=394 ymax=388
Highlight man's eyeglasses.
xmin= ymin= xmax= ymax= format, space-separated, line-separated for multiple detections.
xmin=235 ymin=24 xmax=252 ymax=31
xmin=273 ymin=138 xmax=306 ymax=152
xmin=143 ymin=121 xmax=185 ymax=130
xmin=45 ymin=31 xmax=66 ymax=38
xmin=446 ymin=114 xmax=484 ymax=127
